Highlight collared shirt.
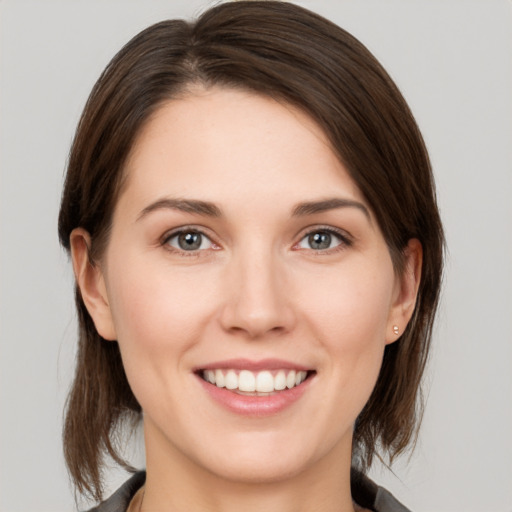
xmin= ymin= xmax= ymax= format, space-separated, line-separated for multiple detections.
xmin=87 ymin=470 xmax=411 ymax=512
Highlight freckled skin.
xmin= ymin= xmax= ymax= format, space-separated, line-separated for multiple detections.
xmin=75 ymin=87 xmax=420 ymax=512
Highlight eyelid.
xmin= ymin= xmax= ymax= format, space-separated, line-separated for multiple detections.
xmin=293 ymin=225 xmax=353 ymax=252
xmin=160 ymin=225 xmax=220 ymax=254
xmin=158 ymin=224 xmax=352 ymax=255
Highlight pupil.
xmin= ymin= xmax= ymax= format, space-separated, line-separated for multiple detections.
xmin=179 ymin=232 xmax=201 ymax=250
xmin=309 ymin=232 xmax=331 ymax=250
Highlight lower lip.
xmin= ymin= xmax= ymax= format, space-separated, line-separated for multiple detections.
xmin=196 ymin=374 xmax=313 ymax=416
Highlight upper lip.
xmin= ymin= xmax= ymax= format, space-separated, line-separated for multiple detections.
xmin=195 ymin=358 xmax=313 ymax=372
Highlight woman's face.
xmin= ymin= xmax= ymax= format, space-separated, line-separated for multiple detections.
xmin=77 ymin=87 xmax=418 ymax=484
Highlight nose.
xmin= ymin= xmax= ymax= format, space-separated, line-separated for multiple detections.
xmin=219 ymin=248 xmax=296 ymax=339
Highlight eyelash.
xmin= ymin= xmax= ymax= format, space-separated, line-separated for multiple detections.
xmin=161 ymin=227 xmax=218 ymax=257
xmin=294 ymin=226 xmax=353 ymax=254
xmin=160 ymin=225 xmax=353 ymax=256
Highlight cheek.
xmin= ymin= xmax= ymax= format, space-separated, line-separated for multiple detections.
xmin=299 ymin=258 xmax=395 ymax=396
xmin=104 ymin=257 xmax=220 ymax=372
xmin=303 ymin=260 xmax=395 ymax=346
xmin=103 ymin=260 xmax=222 ymax=419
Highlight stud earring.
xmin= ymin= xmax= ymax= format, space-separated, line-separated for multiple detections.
xmin=393 ymin=325 xmax=399 ymax=335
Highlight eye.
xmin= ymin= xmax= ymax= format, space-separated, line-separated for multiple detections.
xmin=164 ymin=230 xmax=214 ymax=252
xmin=296 ymin=229 xmax=349 ymax=251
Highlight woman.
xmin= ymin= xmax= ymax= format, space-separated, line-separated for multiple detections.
xmin=58 ymin=1 xmax=444 ymax=511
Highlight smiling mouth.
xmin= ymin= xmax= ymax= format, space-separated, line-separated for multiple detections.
xmin=199 ymin=369 xmax=314 ymax=395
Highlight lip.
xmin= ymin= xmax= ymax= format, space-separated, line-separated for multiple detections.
xmin=196 ymin=358 xmax=312 ymax=372
xmin=195 ymin=359 xmax=315 ymax=417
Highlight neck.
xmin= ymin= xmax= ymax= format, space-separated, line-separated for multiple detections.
xmin=142 ymin=423 xmax=357 ymax=512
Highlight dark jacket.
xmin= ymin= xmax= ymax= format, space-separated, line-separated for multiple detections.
xmin=87 ymin=470 xmax=411 ymax=512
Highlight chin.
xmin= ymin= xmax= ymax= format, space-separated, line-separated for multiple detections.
xmin=182 ymin=427 xmax=347 ymax=486
xmin=202 ymin=451 xmax=313 ymax=485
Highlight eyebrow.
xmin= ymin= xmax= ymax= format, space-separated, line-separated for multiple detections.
xmin=292 ymin=198 xmax=370 ymax=220
xmin=137 ymin=198 xmax=222 ymax=221
xmin=136 ymin=196 xmax=370 ymax=222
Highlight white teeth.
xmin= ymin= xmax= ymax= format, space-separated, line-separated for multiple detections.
xmin=239 ymin=370 xmax=256 ymax=392
xmin=225 ymin=370 xmax=238 ymax=390
xmin=274 ymin=370 xmax=286 ymax=391
xmin=215 ymin=369 xmax=225 ymax=388
xmin=256 ymin=371 xmax=274 ymax=392
xmin=202 ymin=368 xmax=309 ymax=393
xmin=286 ymin=370 xmax=296 ymax=389
xmin=206 ymin=370 xmax=215 ymax=384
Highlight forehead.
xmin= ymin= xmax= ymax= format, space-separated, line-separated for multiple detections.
xmin=119 ymin=86 xmax=366 ymax=213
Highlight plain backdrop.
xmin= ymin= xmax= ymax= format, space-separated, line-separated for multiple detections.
xmin=1 ymin=1 xmax=511 ymax=511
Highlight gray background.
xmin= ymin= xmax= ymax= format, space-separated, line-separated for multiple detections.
xmin=1 ymin=1 xmax=511 ymax=511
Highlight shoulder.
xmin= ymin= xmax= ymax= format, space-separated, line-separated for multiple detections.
xmin=351 ymin=469 xmax=412 ymax=512
xmin=83 ymin=469 xmax=409 ymax=512
xmin=85 ymin=471 xmax=146 ymax=512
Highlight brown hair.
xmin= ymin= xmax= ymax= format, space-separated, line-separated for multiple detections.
xmin=58 ymin=0 xmax=444 ymax=501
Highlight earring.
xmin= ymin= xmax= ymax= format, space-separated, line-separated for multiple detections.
xmin=393 ymin=325 xmax=399 ymax=335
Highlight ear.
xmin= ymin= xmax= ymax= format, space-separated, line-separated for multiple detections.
xmin=386 ymin=238 xmax=422 ymax=344
xmin=70 ymin=228 xmax=117 ymax=341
